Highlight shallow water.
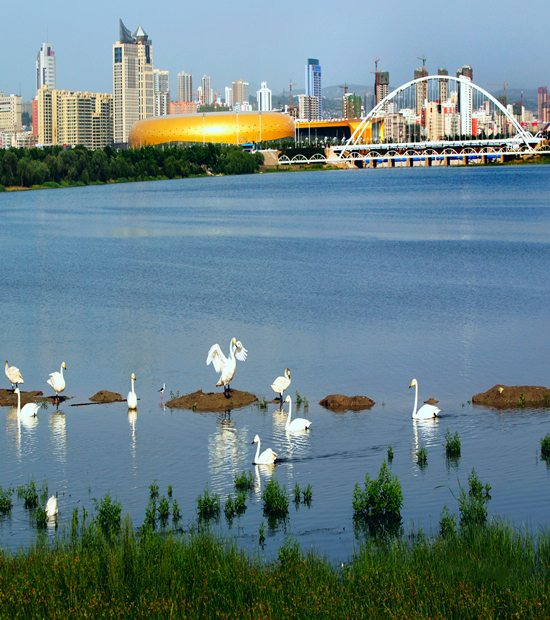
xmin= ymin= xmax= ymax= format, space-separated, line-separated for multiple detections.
xmin=1 ymin=164 xmax=550 ymax=559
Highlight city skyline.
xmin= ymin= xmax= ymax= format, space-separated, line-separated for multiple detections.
xmin=4 ymin=0 xmax=550 ymax=102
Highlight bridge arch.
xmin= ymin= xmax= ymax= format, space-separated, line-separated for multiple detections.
xmin=341 ymin=75 xmax=534 ymax=154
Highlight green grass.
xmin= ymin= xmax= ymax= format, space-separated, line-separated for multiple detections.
xmin=541 ymin=432 xmax=550 ymax=459
xmin=416 ymin=443 xmax=428 ymax=466
xmin=262 ymin=478 xmax=289 ymax=520
xmin=0 ymin=486 xmax=13 ymax=512
xmin=234 ymin=470 xmax=254 ymax=492
xmin=16 ymin=478 xmax=39 ymax=509
xmin=445 ymin=428 xmax=461 ymax=457
xmin=196 ymin=484 xmax=220 ymax=521
xmin=1 ymin=517 xmax=549 ymax=618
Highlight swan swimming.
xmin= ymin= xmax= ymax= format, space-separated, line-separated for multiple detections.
xmin=47 ymin=362 xmax=66 ymax=401
xmin=271 ymin=368 xmax=291 ymax=403
xmin=5 ymin=360 xmax=24 ymax=391
xmin=410 ymin=378 xmax=440 ymax=419
xmin=127 ymin=373 xmax=138 ymax=410
xmin=45 ymin=495 xmax=58 ymax=518
xmin=14 ymin=387 xmax=39 ymax=418
xmin=284 ymin=395 xmax=312 ymax=431
xmin=252 ymin=434 xmax=277 ymax=465
xmin=206 ymin=338 xmax=247 ymax=395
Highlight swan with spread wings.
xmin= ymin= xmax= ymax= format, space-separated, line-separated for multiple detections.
xmin=206 ymin=337 xmax=247 ymax=396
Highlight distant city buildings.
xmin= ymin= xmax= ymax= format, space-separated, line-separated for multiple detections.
xmin=297 ymin=94 xmax=319 ymax=121
xmin=538 ymin=87 xmax=548 ymax=124
xmin=376 ymin=71 xmax=389 ymax=111
xmin=113 ymin=19 xmax=154 ymax=146
xmin=153 ymin=69 xmax=169 ymax=116
xmin=224 ymin=86 xmax=233 ymax=109
xmin=232 ymin=79 xmax=249 ymax=107
xmin=36 ymin=42 xmax=56 ymax=92
xmin=177 ymin=71 xmax=193 ymax=102
xmin=169 ymin=101 xmax=197 ymax=115
xmin=256 ymin=82 xmax=272 ymax=111
xmin=305 ymin=58 xmax=322 ymax=119
xmin=0 ymin=93 xmax=22 ymax=133
xmin=201 ymin=75 xmax=213 ymax=105
xmin=342 ymin=93 xmax=361 ymax=119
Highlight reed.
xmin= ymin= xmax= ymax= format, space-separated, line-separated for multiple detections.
xmin=1 ymin=518 xmax=549 ymax=618
xmin=0 ymin=486 xmax=13 ymax=512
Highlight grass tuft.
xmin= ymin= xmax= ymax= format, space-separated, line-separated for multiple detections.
xmin=234 ymin=470 xmax=254 ymax=492
xmin=445 ymin=428 xmax=461 ymax=457
xmin=540 ymin=432 xmax=550 ymax=459
xmin=196 ymin=484 xmax=220 ymax=521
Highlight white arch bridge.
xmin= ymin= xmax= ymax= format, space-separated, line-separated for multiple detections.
xmin=279 ymin=75 xmax=549 ymax=166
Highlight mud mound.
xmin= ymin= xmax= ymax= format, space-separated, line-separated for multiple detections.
xmin=89 ymin=390 xmax=123 ymax=403
xmin=472 ymin=384 xmax=550 ymax=408
xmin=319 ymin=394 xmax=375 ymax=411
xmin=0 ymin=389 xmax=44 ymax=407
xmin=166 ymin=389 xmax=257 ymax=412
xmin=424 ymin=398 xmax=439 ymax=405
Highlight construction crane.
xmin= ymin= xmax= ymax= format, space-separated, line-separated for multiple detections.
xmin=417 ymin=56 xmax=427 ymax=77
xmin=488 ymin=82 xmax=509 ymax=108
xmin=370 ymin=58 xmax=381 ymax=104
xmin=289 ymin=81 xmax=297 ymax=111
xmin=339 ymin=83 xmax=349 ymax=95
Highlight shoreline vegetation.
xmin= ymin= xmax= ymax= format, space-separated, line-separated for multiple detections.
xmin=1 ymin=145 xmax=549 ymax=194
xmin=1 ymin=517 xmax=549 ymax=618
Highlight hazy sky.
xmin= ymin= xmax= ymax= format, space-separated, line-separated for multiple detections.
xmin=5 ymin=0 xmax=550 ymax=101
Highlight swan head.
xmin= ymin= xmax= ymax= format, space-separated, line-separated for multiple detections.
xmin=409 ymin=379 xmax=418 ymax=389
xmin=62 ymin=362 xmax=66 ymax=370
xmin=132 ymin=373 xmax=136 ymax=381
xmin=285 ymin=395 xmax=291 ymax=403
xmin=252 ymin=434 xmax=260 ymax=444
xmin=285 ymin=368 xmax=291 ymax=378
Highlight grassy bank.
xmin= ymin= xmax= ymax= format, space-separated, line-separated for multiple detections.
xmin=1 ymin=517 xmax=549 ymax=619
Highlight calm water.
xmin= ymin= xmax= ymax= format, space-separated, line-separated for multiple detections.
xmin=1 ymin=164 xmax=550 ymax=560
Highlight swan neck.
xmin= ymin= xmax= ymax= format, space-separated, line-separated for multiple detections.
xmin=285 ymin=401 xmax=292 ymax=430
xmin=412 ymin=382 xmax=418 ymax=418
xmin=131 ymin=376 xmax=135 ymax=394
xmin=60 ymin=364 xmax=64 ymax=377
xmin=255 ymin=439 xmax=261 ymax=463
xmin=16 ymin=389 xmax=20 ymax=415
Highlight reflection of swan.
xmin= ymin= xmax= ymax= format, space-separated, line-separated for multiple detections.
xmin=207 ymin=338 xmax=247 ymax=395
xmin=409 ymin=379 xmax=440 ymax=419
xmin=47 ymin=362 xmax=66 ymax=400
xmin=252 ymin=434 xmax=277 ymax=464
xmin=15 ymin=388 xmax=39 ymax=418
xmin=284 ymin=395 xmax=311 ymax=431
xmin=46 ymin=496 xmax=58 ymax=518
xmin=127 ymin=373 xmax=137 ymax=410
xmin=271 ymin=368 xmax=291 ymax=402
xmin=5 ymin=360 xmax=24 ymax=390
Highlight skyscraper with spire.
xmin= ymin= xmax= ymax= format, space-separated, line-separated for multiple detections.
xmin=113 ymin=19 xmax=154 ymax=146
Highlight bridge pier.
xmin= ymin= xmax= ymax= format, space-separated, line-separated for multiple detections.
xmin=406 ymin=157 xmax=413 ymax=167
xmin=442 ymin=156 xmax=449 ymax=166
xmin=481 ymin=154 xmax=487 ymax=165
xmin=369 ymin=159 xmax=377 ymax=169
xmin=424 ymin=157 xmax=431 ymax=167
xmin=463 ymin=155 xmax=469 ymax=165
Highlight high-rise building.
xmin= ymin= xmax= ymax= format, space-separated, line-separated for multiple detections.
xmin=177 ymin=71 xmax=193 ymax=102
xmin=224 ymin=86 xmax=233 ymax=109
xmin=0 ymin=93 xmax=22 ymax=133
xmin=425 ymin=102 xmax=443 ymax=141
xmin=201 ymin=75 xmax=213 ymax=105
xmin=305 ymin=58 xmax=322 ymax=119
xmin=538 ymin=87 xmax=548 ymax=123
xmin=297 ymin=94 xmax=319 ymax=121
xmin=456 ymin=65 xmax=473 ymax=136
xmin=232 ymin=79 xmax=249 ymax=107
xmin=37 ymin=85 xmax=113 ymax=149
xmin=376 ymin=71 xmax=389 ymax=112
xmin=113 ymin=19 xmax=154 ymax=146
xmin=153 ymin=69 xmax=169 ymax=116
xmin=36 ymin=42 xmax=56 ymax=92
xmin=438 ymin=68 xmax=449 ymax=103
xmin=342 ymin=94 xmax=361 ymax=119
xmin=256 ymin=82 xmax=272 ymax=111
xmin=414 ymin=67 xmax=428 ymax=116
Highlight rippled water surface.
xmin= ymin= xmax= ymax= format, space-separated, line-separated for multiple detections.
xmin=1 ymin=165 xmax=550 ymax=559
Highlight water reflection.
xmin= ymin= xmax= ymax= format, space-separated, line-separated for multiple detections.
xmin=128 ymin=409 xmax=137 ymax=466
xmin=6 ymin=407 xmax=21 ymax=460
xmin=411 ymin=419 xmax=441 ymax=466
xmin=253 ymin=463 xmax=275 ymax=499
xmin=50 ymin=411 xmax=67 ymax=463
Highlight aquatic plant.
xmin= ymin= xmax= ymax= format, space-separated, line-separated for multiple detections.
xmin=144 ymin=498 xmax=157 ymax=530
xmin=93 ymin=492 xmax=122 ymax=534
xmin=518 ymin=393 xmax=527 ymax=408
xmin=387 ymin=445 xmax=394 ymax=461
xmin=295 ymin=391 xmax=303 ymax=406
xmin=224 ymin=492 xmax=246 ymax=522
xmin=149 ymin=480 xmax=159 ymax=500
xmin=16 ymin=478 xmax=38 ymax=509
xmin=439 ymin=504 xmax=457 ymax=538
xmin=234 ymin=470 xmax=254 ymax=492
xmin=277 ymin=537 xmax=301 ymax=567
xmin=541 ymin=432 xmax=550 ymax=459
xmin=262 ymin=478 xmax=289 ymax=518
xmin=302 ymin=484 xmax=313 ymax=507
xmin=293 ymin=483 xmax=301 ymax=506
xmin=445 ymin=428 xmax=461 ymax=457
xmin=35 ymin=505 xmax=48 ymax=529
xmin=172 ymin=499 xmax=181 ymax=523
xmin=196 ymin=484 xmax=220 ymax=521
xmin=256 ymin=396 xmax=268 ymax=410
xmin=169 ymin=390 xmax=180 ymax=401
xmin=167 ymin=485 xmax=173 ymax=499
xmin=259 ymin=521 xmax=266 ymax=546
xmin=458 ymin=469 xmax=492 ymax=527
xmin=158 ymin=496 xmax=170 ymax=525
xmin=416 ymin=444 xmax=428 ymax=466
xmin=0 ymin=486 xmax=13 ymax=512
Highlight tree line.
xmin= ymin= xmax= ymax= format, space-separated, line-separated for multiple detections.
xmin=0 ymin=144 xmax=264 ymax=190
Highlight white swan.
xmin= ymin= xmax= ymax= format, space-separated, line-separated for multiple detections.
xmin=47 ymin=362 xmax=66 ymax=400
xmin=14 ymin=387 xmax=39 ymax=418
xmin=5 ymin=360 xmax=24 ymax=390
xmin=206 ymin=338 xmax=248 ymax=395
xmin=284 ymin=395 xmax=312 ymax=431
xmin=410 ymin=378 xmax=440 ymax=419
xmin=127 ymin=373 xmax=138 ymax=410
xmin=252 ymin=434 xmax=277 ymax=465
xmin=45 ymin=495 xmax=58 ymax=518
xmin=271 ymin=368 xmax=291 ymax=402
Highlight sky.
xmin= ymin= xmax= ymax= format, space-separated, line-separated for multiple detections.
xmin=4 ymin=0 xmax=550 ymax=102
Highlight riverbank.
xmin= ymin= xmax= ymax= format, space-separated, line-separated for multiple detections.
xmin=1 ymin=518 xmax=549 ymax=619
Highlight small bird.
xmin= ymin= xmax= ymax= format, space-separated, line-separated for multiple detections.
xmin=159 ymin=383 xmax=165 ymax=403
xmin=14 ymin=387 xmax=39 ymax=418
xmin=47 ymin=362 xmax=66 ymax=403
xmin=251 ymin=434 xmax=278 ymax=465
xmin=5 ymin=360 xmax=24 ymax=391
xmin=45 ymin=496 xmax=58 ymax=519
xmin=207 ymin=338 xmax=248 ymax=396
xmin=271 ymin=368 xmax=291 ymax=403
xmin=127 ymin=373 xmax=138 ymax=410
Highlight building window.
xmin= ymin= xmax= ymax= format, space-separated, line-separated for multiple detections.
xmin=115 ymin=47 xmax=122 ymax=63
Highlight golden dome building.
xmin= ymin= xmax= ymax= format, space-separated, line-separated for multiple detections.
xmin=128 ymin=111 xmax=295 ymax=147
